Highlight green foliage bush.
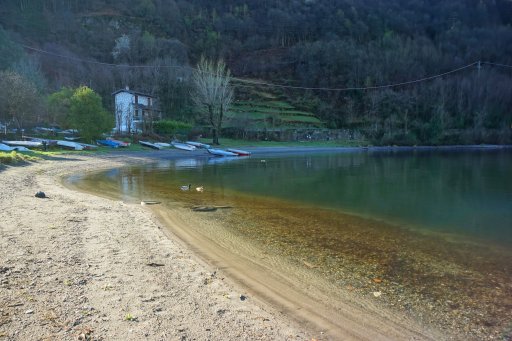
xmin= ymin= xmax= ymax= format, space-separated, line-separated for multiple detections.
xmin=69 ymin=86 xmax=113 ymax=143
xmin=153 ymin=120 xmax=193 ymax=135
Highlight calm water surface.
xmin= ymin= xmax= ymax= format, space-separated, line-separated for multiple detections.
xmin=74 ymin=149 xmax=512 ymax=245
xmin=69 ymin=149 xmax=512 ymax=337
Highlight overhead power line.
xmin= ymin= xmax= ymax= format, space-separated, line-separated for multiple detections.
xmin=482 ymin=61 xmax=512 ymax=69
xmin=232 ymin=62 xmax=479 ymax=91
xmin=21 ymin=44 xmax=512 ymax=92
xmin=21 ymin=44 xmax=190 ymax=70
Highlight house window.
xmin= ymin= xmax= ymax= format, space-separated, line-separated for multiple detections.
xmin=135 ymin=95 xmax=138 ymax=104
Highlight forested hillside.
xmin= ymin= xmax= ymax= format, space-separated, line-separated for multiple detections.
xmin=1 ymin=0 xmax=511 ymax=144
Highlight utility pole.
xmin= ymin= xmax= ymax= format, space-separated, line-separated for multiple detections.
xmin=477 ymin=61 xmax=481 ymax=77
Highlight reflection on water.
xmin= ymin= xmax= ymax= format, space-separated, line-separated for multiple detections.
xmin=67 ymin=149 xmax=512 ymax=339
xmin=73 ymin=149 xmax=512 ymax=244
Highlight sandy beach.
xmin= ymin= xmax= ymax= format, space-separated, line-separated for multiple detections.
xmin=1 ymin=151 xmax=444 ymax=340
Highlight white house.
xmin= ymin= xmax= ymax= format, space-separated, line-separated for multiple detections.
xmin=113 ymin=87 xmax=161 ymax=134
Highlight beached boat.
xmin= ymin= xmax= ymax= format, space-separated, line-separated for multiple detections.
xmin=1 ymin=143 xmax=32 ymax=152
xmin=12 ymin=146 xmax=31 ymax=152
xmin=172 ymin=142 xmax=196 ymax=151
xmin=139 ymin=141 xmax=162 ymax=150
xmin=207 ymin=148 xmax=238 ymax=157
xmin=97 ymin=140 xmax=120 ymax=148
xmin=0 ymin=143 xmax=14 ymax=151
xmin=25 ymin=137 xmax=58 ymax=146
xmin=79 ymin=143 xmax=98 ymax=150
xmin=186 ymin=141 xmax=211 ymax=149
xmin=227 ymin=148 xmax=251 ymax=156
xmin=57 ymin=140 xmax=84 ymax=150
xmin=2 ymin=140 xmax=43 ymax=148
xmin=64 ymin=136 xmax=81 ymax=141
xmin=154 ymin=142 xmax=172 ymax=148
xmin=107 ymin=138 xmax=130 ymax=147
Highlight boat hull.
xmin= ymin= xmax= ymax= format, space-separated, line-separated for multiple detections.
xmin=172 ymin=143 xmax=196 ymax=151
xmin=2 ymin=140 xmax=43 ymax=148
xmin=97 ymin=140 xmax=119 ymax=148
xmin=207 ymin=148 xmax=238 ymax=157
xmin=57 ymin=140 xmax=84 ymax=150
xmin=186 ymin=141 xmax=211 ymax=149
xmin=227 ymin=148 xmax=251 ymax=156
xmin=139 ymin=141 xmax=162 ymax=150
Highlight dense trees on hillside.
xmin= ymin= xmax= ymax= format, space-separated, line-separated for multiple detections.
xmin=0 ymin=0 xmax=511 ymax=144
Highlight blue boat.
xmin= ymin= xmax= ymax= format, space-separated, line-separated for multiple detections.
xmin=96 ymin=140 xmax=119 ymax=148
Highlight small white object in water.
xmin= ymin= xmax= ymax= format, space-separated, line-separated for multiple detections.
xmin=260 ymin=160 xmax=266 ymax=163
xmin=180 ymin=184 xmax=191 ymax=191
xmin=195 ymin=186 xmax=204 ymax=192
xmin=372 ymin=291 xmax=382 ymax=297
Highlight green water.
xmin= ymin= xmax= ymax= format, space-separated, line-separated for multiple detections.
xmin=73 ymin=149 xmax=512 ymax=245
xmin=68 ymin=149 xmax=512 ymax=337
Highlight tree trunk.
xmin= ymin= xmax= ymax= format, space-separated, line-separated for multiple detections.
xmin=212 ymin=128 xmax=219 ymax=145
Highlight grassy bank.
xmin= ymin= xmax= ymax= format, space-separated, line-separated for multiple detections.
xmin=0 ymin=151 xmax=39 ymax=165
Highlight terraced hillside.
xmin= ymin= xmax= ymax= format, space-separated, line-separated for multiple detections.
xmin=224 ymin=88 xmax=323 ymax=131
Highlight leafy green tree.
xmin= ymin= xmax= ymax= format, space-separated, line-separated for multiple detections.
xmin=47 ymin=87 xmax=74 ymax=127
xmin=69 ymin=86 xmax=113 ymax=142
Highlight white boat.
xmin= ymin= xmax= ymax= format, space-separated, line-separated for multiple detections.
xmin=25 ymin=137 xmax=58 ymax=146
xmin=13 ymin=146 xmax=30 ymax=151
xmin=79 ymin=143 xmax=98 ymax=150
xmin=186 ymin=141 xmax=211 ymax=149
xmin=1 ymin=143 xmax=32 ymax=152
xmin=172 ymin=142 xmax=196 ymax=151
xmin=2 ymin=140 xmax=43 ymax=148
xmin=57 ymin=140 xmax=84 ymax=150
xmin=207 ymin=148 xmax=238 ymax=157
xmin=227 ymin=148 xmax=251 ymax=156
xmin=154 ymin=142 xmax=172 ymax=148
xmin=64 ymin=136 xmax=81 ymax=141
xmin=139 ymin=141 xmax=162 ymax=150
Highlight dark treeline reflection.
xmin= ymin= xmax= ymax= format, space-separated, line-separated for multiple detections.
xmin=82 ymin=150 xmax=512 ymax=244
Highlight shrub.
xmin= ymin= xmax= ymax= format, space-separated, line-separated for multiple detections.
xmin=153 ymin=120 xmax=193 ymax=135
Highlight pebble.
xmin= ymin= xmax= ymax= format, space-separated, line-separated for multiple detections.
xmin=25 ymin=309 xmax=34 ymax=314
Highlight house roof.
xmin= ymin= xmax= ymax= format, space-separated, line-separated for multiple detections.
xmin=112 ymin=89 xmax=156 ymax=98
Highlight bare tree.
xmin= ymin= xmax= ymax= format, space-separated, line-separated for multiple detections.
xmin=192 ymin=58 xmax=233 ymax=145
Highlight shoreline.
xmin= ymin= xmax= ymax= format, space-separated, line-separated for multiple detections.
xmin=149 ymin=201 xmax=442 ymax=340
xmin=2 ymin=148 xmax=510 ymax=340
xmin=0 ymin=154 xmax=313 ymax=340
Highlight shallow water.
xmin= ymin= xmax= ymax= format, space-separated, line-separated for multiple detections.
xmin=68 ymin=149 xmax=512 ymax=339
xmin=73 ymin=149 xmax=512 ymax=244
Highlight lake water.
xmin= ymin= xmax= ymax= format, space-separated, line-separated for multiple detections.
xmin=75 ymin=148 xmax=512 ymax=245
xmin=68 ymin=148 xmax=512 ymax=338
